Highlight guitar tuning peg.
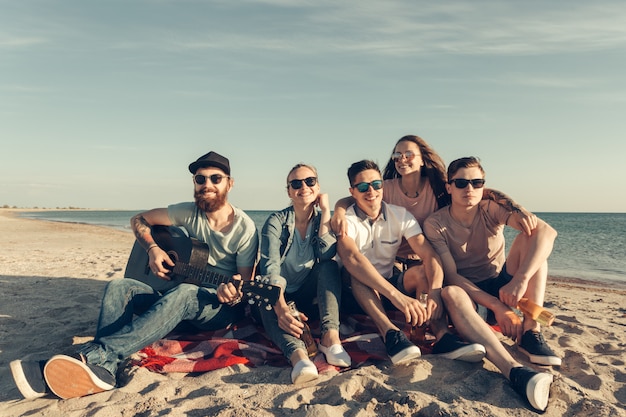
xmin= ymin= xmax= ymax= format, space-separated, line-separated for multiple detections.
xmin=265 ymin=304 xmax=272 ymax=311
xmin=248 ymin=299 xmax=254 ymax=305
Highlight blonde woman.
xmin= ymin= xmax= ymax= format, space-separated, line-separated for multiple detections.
xmin=258 ymin=164 xmax=350 ymax=384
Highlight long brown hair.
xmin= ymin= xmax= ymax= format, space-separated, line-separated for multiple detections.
xmin=382 ymin=135 xmax=449 ymax=208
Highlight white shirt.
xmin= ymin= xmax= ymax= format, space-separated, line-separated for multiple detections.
xmin=343 ymin=201 xmax=423 ymax=279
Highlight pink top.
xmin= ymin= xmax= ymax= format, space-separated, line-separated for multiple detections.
xmin=423 ymin=200 xmax=512 ymax=282
xmin=383 ymin=178 xmax=437 ymax=258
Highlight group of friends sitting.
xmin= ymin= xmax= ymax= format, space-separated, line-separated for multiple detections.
xmin=10 ymin=135 xmax=560 ymax=413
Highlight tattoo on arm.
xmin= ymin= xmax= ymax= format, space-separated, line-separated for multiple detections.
xmin=483 ymin=188 xmax=522 ymax=212
xmin=131 ymin=214 xmax=155 ymax=250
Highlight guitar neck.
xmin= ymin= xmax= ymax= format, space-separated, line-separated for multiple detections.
xmin=173 ymin=261 xmax=233 ymax=287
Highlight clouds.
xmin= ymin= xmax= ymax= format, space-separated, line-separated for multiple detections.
xmin=5 ymin=2 xmax=626 ymax=57
xmin=161 ymin=2 xmax=626 ymax=56
xmin=1 ymin=1 xmax=625 ymax=211
xmin=0 ymin=36 xmax=48 ymax=48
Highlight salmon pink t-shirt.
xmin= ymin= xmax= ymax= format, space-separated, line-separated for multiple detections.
xmin=383 ymin=178 xmax=437 ymax=258
xmin=423 ymin=200 xmax=512 ymax=283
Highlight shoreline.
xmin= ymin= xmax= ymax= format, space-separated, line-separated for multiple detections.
xmin=3 ymin=208 xmax=625 ymax=291
xmin=1 ymin=208 xmax=626 ymax=416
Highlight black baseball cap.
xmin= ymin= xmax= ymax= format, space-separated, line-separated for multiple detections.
xmin=188 ymin=151 xmax=230 ymax=175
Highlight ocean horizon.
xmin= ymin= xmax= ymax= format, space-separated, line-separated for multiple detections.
xmin=14 ymin=209 xmax=626 ymax=287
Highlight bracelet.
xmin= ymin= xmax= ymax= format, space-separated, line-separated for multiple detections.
xmin=147 ymin=244 xmax=158 ymax=253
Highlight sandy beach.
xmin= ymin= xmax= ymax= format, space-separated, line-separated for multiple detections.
xmin=1 ymin=209 xmax=625 ymax=417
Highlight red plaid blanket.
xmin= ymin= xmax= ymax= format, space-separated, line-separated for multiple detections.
xmin=134 ymin=312 xmax=438 ymax=374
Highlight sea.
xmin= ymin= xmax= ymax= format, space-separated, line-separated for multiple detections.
xmin=17 ymin=210 xmax=626 ymax=287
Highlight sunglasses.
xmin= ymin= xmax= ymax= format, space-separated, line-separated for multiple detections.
xmin=352 ymin=180 xmax=383 ymax=193
xmin=448 ymin=178 xmax=486 ymax=189
xmin=289 ymin=177 xmax=317 ymax=189
xmin=194 ymin=174 xmax=230 ymax=185
xmin=391 ymin=150 xmax=417 ymax=162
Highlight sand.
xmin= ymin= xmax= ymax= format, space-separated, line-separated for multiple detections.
xmin=1 ymin=209 xmax=625 ymax=417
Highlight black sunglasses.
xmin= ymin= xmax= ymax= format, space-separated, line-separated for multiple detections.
xmin=194 ymin=174 xmax=230 ymax=185
xmin=289 ymin=177 xmax=317 ymax=189
xmin=448 ymin=178 xmax=486 ymax=189
xmin=353 ymin=180 xmax=383 ymax=193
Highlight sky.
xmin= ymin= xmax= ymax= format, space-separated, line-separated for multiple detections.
xmin=2 ymin=1 xmax=625 ymax=213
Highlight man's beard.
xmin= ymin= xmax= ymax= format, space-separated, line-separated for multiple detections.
xmin=194 ymin=189 xmax=227 ymax=213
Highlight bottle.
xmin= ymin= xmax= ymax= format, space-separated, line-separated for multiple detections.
xmin=410 ymin=293 xmax=429 ymax=343
xmin=517 ymin=298 xmax=555 ymax=327
xmin=287 ymin=301 xmax=318 ymax=358
xmin=418 ymin=292 xmax=429 ymax=308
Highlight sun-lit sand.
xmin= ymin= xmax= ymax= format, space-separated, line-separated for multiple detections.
xmin=1 ymin=209 xmax=625 ymax=417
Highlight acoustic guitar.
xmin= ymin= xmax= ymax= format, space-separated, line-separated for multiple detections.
xmin=124 ymin=225 xmax=279 ymax=310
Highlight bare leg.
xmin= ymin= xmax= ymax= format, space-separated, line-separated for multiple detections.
xmin=442 ymin=285 xmax=522 ymax=379
xmin=506 ymin=233 xmax=550 ymax=333
xmin=402 ymin=265 xmax=452 ymax=338
xmin=320 ymin=329 xmax=341 ymax=347
xmin=289 ymin=348 xmax=309 ymax=367
xmin=401 ymin=264 xmax=428 ymax=297
xmin=351 ymin=278 xmax=397 ymax=341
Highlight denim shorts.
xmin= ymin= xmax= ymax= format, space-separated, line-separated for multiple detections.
xmin=474 ymin=265 xmax=513 ymax=322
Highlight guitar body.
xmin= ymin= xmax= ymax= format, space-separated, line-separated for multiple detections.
xmin=124 ymin=225 xmax=205 ymax=292
xmin=124 ymin=225 xmax=279 ymax=309
xmin=125 ymin=239 xmax=176 ymax=292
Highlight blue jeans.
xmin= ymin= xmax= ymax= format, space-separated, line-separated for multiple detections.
xmin=78 ymin=279 xmax=243 ymax=376
xmin=258 ymin=260 xmax=342 ymax=360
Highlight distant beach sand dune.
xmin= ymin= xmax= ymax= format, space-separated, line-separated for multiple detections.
xmin=0 ymin=209 xmax=625 ymax=417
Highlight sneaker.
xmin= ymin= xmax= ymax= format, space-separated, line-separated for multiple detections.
xmin=509 ymin=366 xmax=553 ymax=412
xmin=431 ymin=333 xmax=486 ymax=363
xmin=385 ymin=329 xmax=421 ymax=365
xmin=291 ymin=359 xmax=318 ymax=384
xmin=318 ymin=343 xmax=352 ymax=368
xmin=518 ymin=330 xmax=562 ymax=366
xmin=9 ymin=360 xmax=48 ymax=399
xmin=43 ymin=354 xmax=116 ymax=399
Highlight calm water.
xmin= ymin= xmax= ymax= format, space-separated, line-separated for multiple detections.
xmin=18 ymin=210 xmax=626 ymax=286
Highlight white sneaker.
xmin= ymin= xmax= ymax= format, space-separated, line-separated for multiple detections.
xmin=318 ymin=343 xmax=352 ymax=367
xmin=290 ymin=359 xmax=318 ymax=384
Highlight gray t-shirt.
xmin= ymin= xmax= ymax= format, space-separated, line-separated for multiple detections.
xmin=167 ymin=202 xmax=259 ymax=278
xmin=281 ymin=222 xmax=315 ymax=293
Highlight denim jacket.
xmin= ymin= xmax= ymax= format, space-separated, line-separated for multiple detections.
xmin=259 ymin=206 xmax=337 ymax=290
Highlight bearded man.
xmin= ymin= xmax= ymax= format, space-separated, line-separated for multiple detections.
xmin=10 ymin=151 xmax=259 ymax=400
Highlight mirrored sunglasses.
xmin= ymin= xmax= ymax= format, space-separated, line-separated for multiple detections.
xmin=353 ymin=180 xmax=383 ymax=193
xmin=391 ymin=150 xmax=416 ymax=162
